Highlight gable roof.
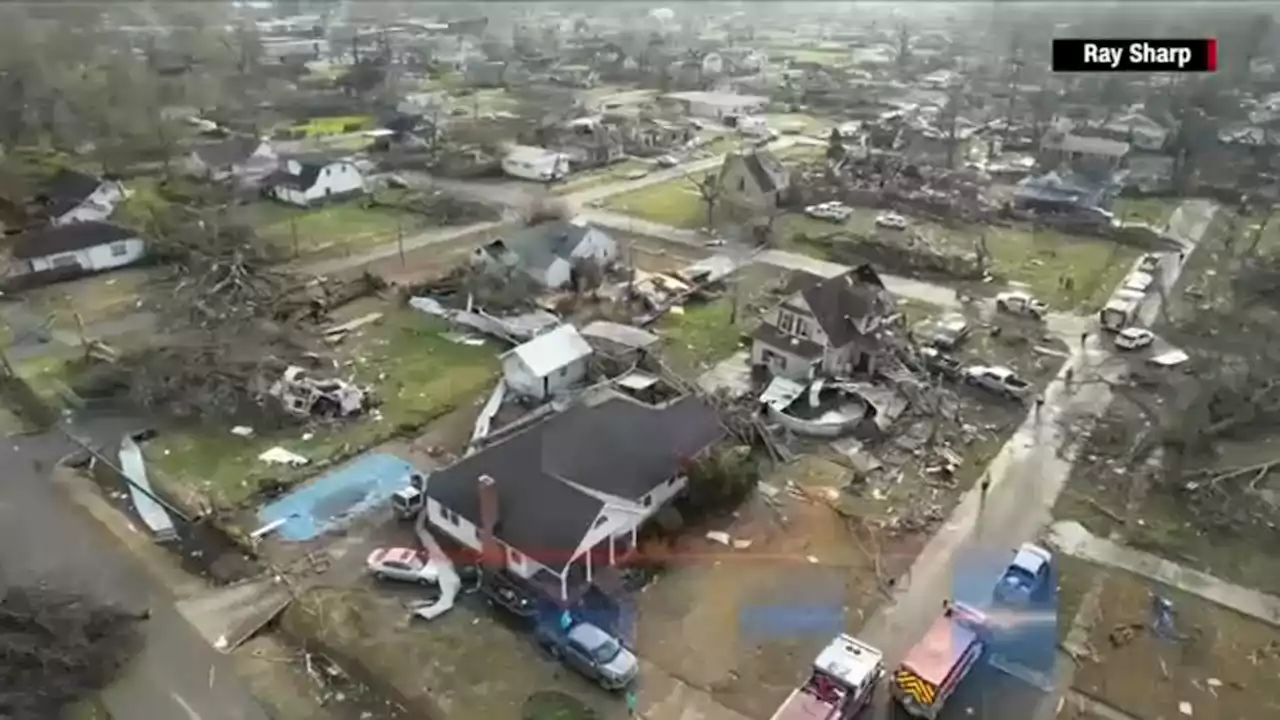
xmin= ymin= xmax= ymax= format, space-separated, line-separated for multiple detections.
xmin=10 ymin=221 xmax=135 ymax=260
xmin=192 ymin=137 xmax=265 ymax=168
xmin=780 ymin=265 xmax=892 ymax=347
xmin=486 ymin=220 xmax=600 ymax=274
xmin=37 ymin=169 xmax=105 ymax=217
xmin=426 ymin=394 xmax=723 ymax=571
xmin=730 ymin=150 xmax=789 ymax=193
xmin=505 ymin=324 xmax=593 ymax=377
xmin=268 ymin=158 xmax=353 ymax=191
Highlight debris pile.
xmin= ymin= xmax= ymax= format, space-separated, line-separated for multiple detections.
xmin=269 ymin=365 xmax=374 ymax=420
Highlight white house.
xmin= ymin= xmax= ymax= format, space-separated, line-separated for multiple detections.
xmin=422 ymin=392 xmax=724 ymax=601
xmin=9 ymin=221 xmax=145 ymax=275
xmin=266 ymin=158 xmax=366 ymax=207
xmin=184 ymin=137 xmax=279 ymax=185
xmin=750 ymin=265 xmax=896 ymax=380
xmin=472 ymin=218 xmax=619 ymax=289
xmin=37 ymin=170 xmax=128 ymax=226
xmin=502 ymin=145 xmax=572 ymax=182
xmin=501 ymin=324 xmax=594 ymax=401
xmin=661 ymin=90 xmax=769 ymax=120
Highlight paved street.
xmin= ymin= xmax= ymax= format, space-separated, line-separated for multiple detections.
xmin=0 ymin=414 xmax=270 ymax=720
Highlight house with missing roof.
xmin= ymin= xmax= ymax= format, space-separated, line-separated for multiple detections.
xmin=182 ymin=137 xmax=279 ymax=185
xmin=34 ymin=169 xmax=129 ymax=226
xmin=472 ymin=218 xmax=618 ymax=289
xmin=750 ymin=264 xmax=897 ymax=380
xmin=423 ymin=390 xmax=724 ymax=602
xmin=501 ymin=324 xmax=594 ymax=401
xmin=1039 ymin=130 xmax=1130 ymax=178
xmin=265 ymin=157 xmax=366 ymax=207
xmin=7 ymin=221 xmax=145 ymax=276
xmin=718 ymin=149 xmax=791 ymax=218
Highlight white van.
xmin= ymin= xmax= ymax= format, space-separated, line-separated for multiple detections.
xmin=1100 ymin=289 xmax=1146 ymax=331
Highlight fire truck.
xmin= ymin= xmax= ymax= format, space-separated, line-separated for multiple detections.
xmin=768 ymin=634 xmax=884 ymax=720
xmin=890 ymin=600 xmax=989 ymax=719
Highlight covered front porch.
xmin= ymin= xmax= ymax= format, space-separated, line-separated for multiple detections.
xmin=530 ymin=524 xmax=642 ymax=603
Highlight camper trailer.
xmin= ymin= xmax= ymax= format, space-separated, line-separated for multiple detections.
xmin=502 ymin=145 xmax=572 ymax=182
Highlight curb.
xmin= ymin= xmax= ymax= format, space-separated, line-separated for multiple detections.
xmin=49 ymin=465 xmax=207 ymax=599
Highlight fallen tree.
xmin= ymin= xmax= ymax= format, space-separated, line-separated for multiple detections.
xmin=0 ymin=585 xmax=146 ymax=718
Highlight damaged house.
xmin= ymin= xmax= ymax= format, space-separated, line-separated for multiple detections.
xmin=423 ymin=391 xmax=724 ymax=601
xmin=265 ymin=157 xmax=366 ymax=207
xmin=750 ymin=265 xmax=897 ymax=380
xmin=501 ymin=324 xmax=594 ymax=402
xmin=1039 ymin=130 xmax=1130 ymax=178
xmin=719 ymin=149 xmax=791 ymax=217
xmin=472 ymin=218 xmax=618 ymax=290
xmin=7 ymin=221 xmax=145 ymax=277
xmin=182 ymin=137 xmax=279 ymax=186
xmin=33 ymin=169 xmax=129 ymax=226
xmin=548 ymin=117 xmax=626 ymax=169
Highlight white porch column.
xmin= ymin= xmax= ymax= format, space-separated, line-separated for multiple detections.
xmin=631 ymin=524 xmax=637 ymax=547
xmin=586 ymin=548 xmax=593 ymax=583
xmin=609 ymin=534 xmax=616 ymax=565
xmin=560 ymin=570 xmax=567 ymax=601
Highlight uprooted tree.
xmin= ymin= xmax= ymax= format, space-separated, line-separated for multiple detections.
xmin=1089 ymin=211 xmax=1280 ymax=527
xmin=0 ymin=585 xmax=146 ymax=718
xmin=83 ymin=205 xmax=370 ymax=425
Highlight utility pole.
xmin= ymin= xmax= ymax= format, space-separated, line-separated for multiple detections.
xmin=1000 ymin=34 xmax=1024 ymax=159
xmin=397 ymin=220 xmax=405 ymax=266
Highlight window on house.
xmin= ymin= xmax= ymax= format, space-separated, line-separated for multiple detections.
xmin=509 ymin=549 xmax=524 ymax=564
xmin=642 ymin=495 xmax=652 ymax=507
xmin=109 ymin=242 xmax=129 ymax=257
xmin=593 ymin=515 xmax=608 ymax=528
xmin=738 ymin=177 xmax=746 ymax=191
xmin=51 ymin=255 xmax=78 ymax=268
xmin=666 ymin=477 xmax=677 ymax=487
xmin=778 ymin=313 xmax=794 ymax=333
xmin=793 ymin=320 xmax=809 ymax=338
xmin=324 ymin=167 xmax=330 ymax=176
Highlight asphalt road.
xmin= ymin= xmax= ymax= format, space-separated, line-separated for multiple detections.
xmin=0 ymin=412 xmax=269 ymax=720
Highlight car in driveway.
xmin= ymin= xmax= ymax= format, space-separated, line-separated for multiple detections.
xmin=654 ymin=154 xmax=680 ymax=168
xmin=993 ymin=543 xmax=1054 ymax=605
xmin=919 ymin=346 xmax=963 ymax=379
xmin=1114 ymin=327 xmax=1155 ymax=350
xmin=366 ymin=547 xmax=438 ymax=585
xmin=963 ymin=365 xmax=1032 ymax=400
xmin=917 ymin=312 xmax=971 ymax=350
xmin=536 ymin=621 xmax=639 ymax=690
xmin=875 ymin=212 xmax=908 ymax=230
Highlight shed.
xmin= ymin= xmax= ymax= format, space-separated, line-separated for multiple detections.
xmin=501 ymin=325 xmax=594 ymax=401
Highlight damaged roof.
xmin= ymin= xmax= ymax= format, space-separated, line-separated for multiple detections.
xmin=731 ymin=149 xmax=789 ymax=193
xmin=267 ymin=157 xmax=353 ymax=191
xmin=484 ymin=219 xmax=602 ymax=273
xmin=426 ymin=394 xmax=724 ymax=571
xmin=37 ymin=169 xmax=105 ymax=217
xmin=10 ymin=221 xmax=135 ymax=260
xmin=505 ymin=324 xmax=593 ymax=378
xmin=192 ymin=137 xmax=266 ymax=167
xmin=779 ymin=265 xmax=893 ymax=347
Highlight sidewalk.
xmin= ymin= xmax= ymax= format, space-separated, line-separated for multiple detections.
xmin=1048 ymin=520 xmax=1280 ymax=626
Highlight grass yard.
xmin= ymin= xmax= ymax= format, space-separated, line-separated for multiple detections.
xmin=778 ymin=208 xmax=1137 ymax=312
xmin=147 ymin=302 xmax=499 ymax=507
xmin=1114 ymin=197 xmax=1179 ymax=227
xmin=656 ymin=264 xmax=790 ymax=375
xmin=20 ymin=267 xmax=154 ymax=332
xmin=248 ymin=200 xmax=422 ymax=260
xmin=765 ymin=114 xmax=832 ymax=138
xmin=602 ymin=178 xmax=708 ymax=230
xmin=1072 ymin=567 xmax=1280 ymax=720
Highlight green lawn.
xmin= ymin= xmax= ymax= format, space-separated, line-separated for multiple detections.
xmin=553 ymin=159 xmax=653 ymax=196
xmin=148 ymin=304 xmax=500 ymax=508
xmin=764 ymin=113 xmax=833 ymax=138
xmin=1114 ymin=197 xmax=1179 ymax=226
xmin=248 ymin=200 xmax=421 ymax=259
xmin=778 ymin=208 xmax=1138 ymax=313
xmin=656 ymin=297 xmax=750 ymax=375
xmin=602 ymin=179 xmax=709 ymax=229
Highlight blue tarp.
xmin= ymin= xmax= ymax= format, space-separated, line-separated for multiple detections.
xmin=256 ymin=453 xmax=417 ymax=542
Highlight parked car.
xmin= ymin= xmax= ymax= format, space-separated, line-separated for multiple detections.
xmin=536 ymin=621 xmax=639 ymax=691
xmin=366 ymin=547 xmax=438 ymax=585
xmin=1137 ymin=253 xmax=1164 ymax=273
xmin=875 ymin=212 xmax=909 ymax=230
xmin=993 ymin=543 xmax=1054 ymax=605
xmin=1122 ymin=271 xmax=1155 ymax=293
xmin=919 ymin=346 xmax=963 ymax=379
xmin=995 ymin=291 xmax=1048 ymax=320
xmin=655 ymin=155 xmax=680 ymax=168
xmin=918 ymin=312 xmax=971 ymax=350
xmin=805 ymin=201 xmax=853 ymax=223
xmin=963 ymin=365 xmax=1032 ymax=399
xmin=1114 ymin=327 xmax=1155 ymax=351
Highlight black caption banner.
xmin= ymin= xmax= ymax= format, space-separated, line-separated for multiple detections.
xmin=1052 ymin=38 xmax=1217 ymax=73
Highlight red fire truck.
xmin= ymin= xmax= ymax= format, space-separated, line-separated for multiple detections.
xmin=769 ymin=634 xmax=884 ymax=720
xmin=890 ymin=600 xmax=989 ymax=719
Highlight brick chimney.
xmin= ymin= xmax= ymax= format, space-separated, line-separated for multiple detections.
xmin=477 ymin=474 xmax=501 ymax=569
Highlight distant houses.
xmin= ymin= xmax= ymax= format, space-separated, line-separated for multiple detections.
xmin=8 ymin=221 xmax=146 ymax=277
xmin=265 ymin=158 xmax=367 ymax=207
xmin=472 ymin=218 xmax=619 ymax=289
xmin=35 ymin=169 xmax=129 ymax=226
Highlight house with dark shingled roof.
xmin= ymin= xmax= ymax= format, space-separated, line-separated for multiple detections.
xmin=749 ymin=264 xmax=897 ymax=380
xmin=718 ymin=148 xmax=791 ymax=216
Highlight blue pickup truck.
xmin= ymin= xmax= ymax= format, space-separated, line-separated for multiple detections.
xmin=535 ymin=620 xmax=639 ymax=691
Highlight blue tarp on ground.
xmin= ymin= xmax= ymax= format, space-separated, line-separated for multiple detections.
xmin=256 ymin=452 xmax=416 ymax=542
